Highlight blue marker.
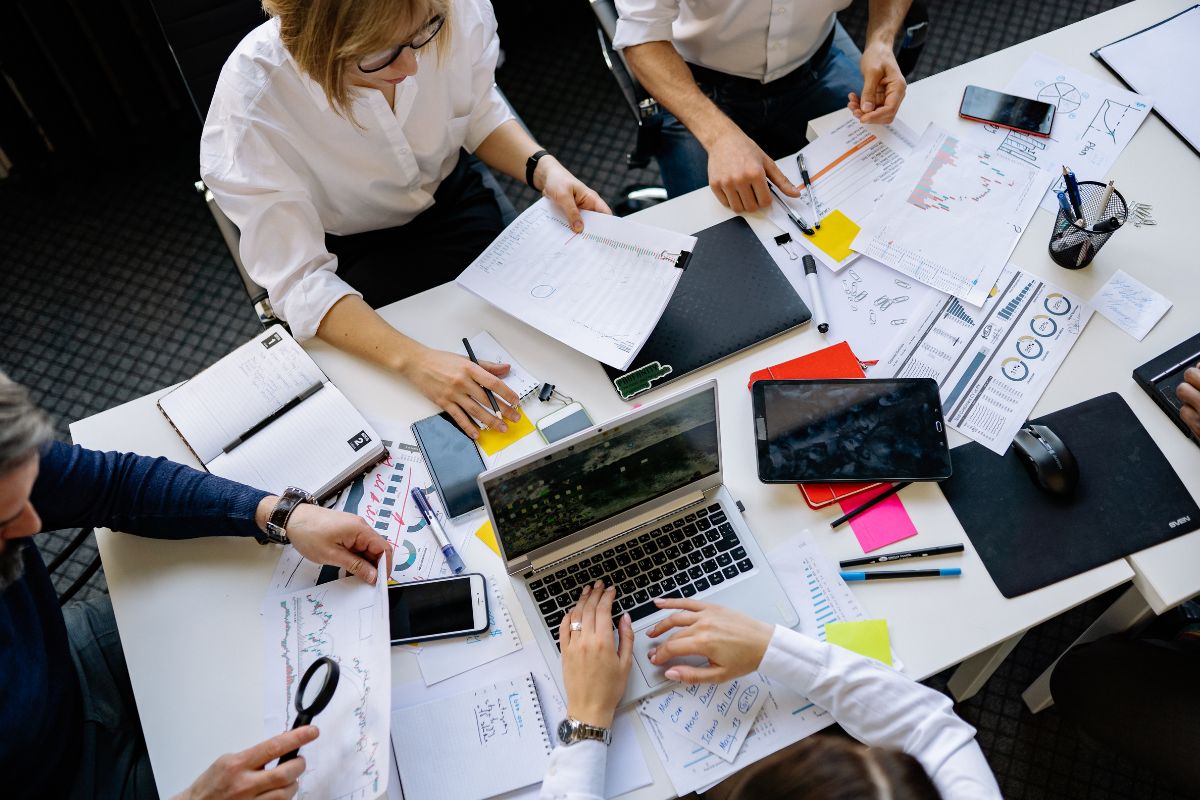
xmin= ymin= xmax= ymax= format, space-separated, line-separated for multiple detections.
xmin=411 ymin=488 xmax=465 ymax=574
xmin=840 ymin=568 xmax=961 ymax=581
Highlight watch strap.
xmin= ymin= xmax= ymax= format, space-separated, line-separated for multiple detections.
xmin=525 ymin=149 xmax=550 ymax=190
xmin=557 ymin=717 xmax=611 ymax=746
xmin=263 ymin=486 xmax=314 ymax=545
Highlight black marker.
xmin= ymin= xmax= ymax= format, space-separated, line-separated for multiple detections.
xmin=840 ymin=543 xmax=964 ymax=568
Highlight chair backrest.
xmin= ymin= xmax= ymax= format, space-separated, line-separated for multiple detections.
xmin=148 ymin=0 xmax=268 ymax=124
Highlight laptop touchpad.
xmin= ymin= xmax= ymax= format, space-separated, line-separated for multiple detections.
xmin=633 ymin=630 xmax=708 ymax=688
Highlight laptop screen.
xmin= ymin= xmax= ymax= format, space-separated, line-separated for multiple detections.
xmin=485 ymin=386 xmax=720 ymax=560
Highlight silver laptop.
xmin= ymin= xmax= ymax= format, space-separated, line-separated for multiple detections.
xmin=478 ymin=380 xmax=799 ymax=705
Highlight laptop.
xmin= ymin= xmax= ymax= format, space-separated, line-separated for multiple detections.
xmin=478 ymin=380 xmax=800 ymax=705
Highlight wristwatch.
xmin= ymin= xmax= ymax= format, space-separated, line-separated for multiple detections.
xmin=525 ymin=149 xmax=551 ymax=190
xmin=557 ymin=718 xmax=611 ymax=747
xmin=262 ymin=486 xmax=315 ymax=545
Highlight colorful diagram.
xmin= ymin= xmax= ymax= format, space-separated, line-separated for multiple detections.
xmin=1031 ymin=314 xmax=1058 ymax=337
xmin=1044 ymin=293 xmax=1072 ymax=315
xmin=1016 ymin=336 xmax=1044 ymax=359
xmin=1001 ymin=357 xmax=1030 ymax=381
xmin=394 ymin=539 xmax=418 ymax=572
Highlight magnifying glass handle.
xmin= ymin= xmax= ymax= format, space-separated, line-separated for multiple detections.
xmin=277 ymin=713 xmax=313 ymax=764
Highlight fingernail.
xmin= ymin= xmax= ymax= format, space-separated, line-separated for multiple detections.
xmin=863 ymin=101 xmax=875 ymax=111
xmin=581 ymin=586 xmax=590 ymax=595
xmin=648 ymin=647 xmax=657 ymax=661
xmin=653 ymin=597 xmax=664 ymax=605
xmin=367 ymin=568 xmax=377 ymax=583
xmin=606 ymin=586 xmax=616 ymax=594
xmin=572 ymin=221 xmax=583 ymax=233
xmin=622 ymin=612 xmax=631 ymax=623
xmin=665 ymin=669 xmax=681 ymax=681
xmin=498 ymin=424 xmax=507 ymax=432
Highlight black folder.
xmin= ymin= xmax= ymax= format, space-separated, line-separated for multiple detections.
xmin=604 ymin=216 xmax=811 ymax=399
xmin=940 ymin=393 xmax=1200 ymax=598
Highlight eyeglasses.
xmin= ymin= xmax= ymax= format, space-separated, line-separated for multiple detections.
xmin=357 ymin=16 xmax=445 ymax=73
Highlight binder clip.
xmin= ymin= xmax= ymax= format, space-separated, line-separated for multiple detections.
xmin=773 ymin=232 xmax=799 ymax=260
xmin=538 ymin=383 xmax=574 ymax=406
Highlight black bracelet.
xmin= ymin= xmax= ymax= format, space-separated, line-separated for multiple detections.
xmin=525 ymin=149 xmax=550 ymax=190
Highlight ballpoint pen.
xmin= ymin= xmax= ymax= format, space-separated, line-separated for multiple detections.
xmin=462 ymin=337 xmax=500 ymax=415
xmin=1062 ymin=165 xmax=1084 ymax=220
xmin=767 ymin=183 xmax=814 ymax=236
xmin=411 ymin=488 xmax=466 ymax=573
xmin=796 ymin=153 xmax=822 ymax=229
xmin=1096 ymin=180 xmax=1116 ymax=227
xmin=222 ymin=382 xmax=324 ymax=453
xmin=830 ymin=482 xmax=911 ymax=529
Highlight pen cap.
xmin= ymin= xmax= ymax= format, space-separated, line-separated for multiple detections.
xmin=1047 ymin=180 xmax=1128 ymax=270
xmin=802 ymin=254 xmax=817 ymax=275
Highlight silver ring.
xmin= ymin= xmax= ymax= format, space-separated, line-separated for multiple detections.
xmin=570 ymin=622 xmax=583 ymax=632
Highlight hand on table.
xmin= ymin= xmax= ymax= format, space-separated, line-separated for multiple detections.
xmin=535 ymin=156 xmax=613 ymax=233
xmin=175 ymin=725 xmax=318 ymax=800
xmin=849 ymin=42 xmax=907 ymax=124
xmin=257 ymin=501 xmax=392 ymax=584
xmin=559 ymin=581 xmax=634 ymax=728
xmin=646 ymin=598 xmax=774 ymax=683
xmin=1177 ymin=364 xmax=1200 ymax=438
xmin=403 ymin=345 xmax=522 ymax=440
xmin=706 ymin=128 xmax=801 ymax=213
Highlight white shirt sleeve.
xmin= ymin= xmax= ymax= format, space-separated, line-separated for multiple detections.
xmin=200 ymin=122 xmax=360 ymax=342
xmin=612 ymin=0 xmax=682 ymax=50
xmin=759 ymin=626 xmax=1002 ymax=799
xmin=462 ymin=0 xmax=514 ymax=152
xmin=540 ymin=740 xmax=607 ymax=800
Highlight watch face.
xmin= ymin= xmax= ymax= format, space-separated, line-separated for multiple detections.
xmin=556 ymin=718 xmax=574 ymax=745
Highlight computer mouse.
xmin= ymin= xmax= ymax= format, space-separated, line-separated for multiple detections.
xmin=1012 ymin=424 xmax=1079 ymax=496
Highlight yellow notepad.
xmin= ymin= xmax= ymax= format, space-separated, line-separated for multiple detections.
xmin=825 ymin=619 xmax=892 ymax=665
xmin=477 ymin=408 xmax=535 ymax=456
xmin=474 ymin=520 xmax=502 ymax=558
xmin=807 ymin=209 xmax=860 ymax=263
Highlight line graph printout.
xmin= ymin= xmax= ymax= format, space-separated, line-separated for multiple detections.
xmin=262 ymin=560 xmax=390 ymax=800
xmin=877 ymin=265 xmax=1093 ymax=455
xmin=852 ymin=125 xmax=1052 ymax=307
xmin=957 ymin=53 xmax=1151 ymax=212
xmin=457 ymin=198 xmax=697 ymax=369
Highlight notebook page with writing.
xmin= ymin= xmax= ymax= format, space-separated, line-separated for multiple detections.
xmin=207 ymin=383 xmax=380 ymax=498
xmin=158 ymin=326 xmax=325 ymax=463
xmin=391 ymin=674 xmax=551 ymax=800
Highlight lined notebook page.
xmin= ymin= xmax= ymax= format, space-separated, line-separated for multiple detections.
xmin=461 ymin=331 xmax=540 ymax=402
xmin=391 ymin=674 xmax=551 ymax=800
xmin=158 ymin=326 xmax=325 ymax=463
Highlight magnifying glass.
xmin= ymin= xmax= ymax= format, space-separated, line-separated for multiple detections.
xmin=278 ymin=656 xmax=340 ymax=764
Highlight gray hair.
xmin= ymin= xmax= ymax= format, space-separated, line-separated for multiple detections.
xmin=0 ymin=371 xmax=53 ymax=474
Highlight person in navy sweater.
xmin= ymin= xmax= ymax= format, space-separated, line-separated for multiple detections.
xmin=0 ymin=373 xmax=391 ymax=799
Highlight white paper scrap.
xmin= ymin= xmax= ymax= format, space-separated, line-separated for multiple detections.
xmin=1091 ymin=269 xmax=1171 ymax=341
xmin=639 ymin=674 xmax=768 ymax=762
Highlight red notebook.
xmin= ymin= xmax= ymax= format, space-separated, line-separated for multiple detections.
xmin=747 ymin=341 xmax=882 ymax=509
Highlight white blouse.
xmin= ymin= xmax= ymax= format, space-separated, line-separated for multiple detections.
xmin=200 ymin=0 xmax=512 ymax=341
xmin=540 ymin=625 xmax=1002 ymax=799
xmin=613 ymin=0 xmax=852 ymax=84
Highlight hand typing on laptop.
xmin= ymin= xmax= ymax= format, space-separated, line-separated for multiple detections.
xmin=559 ymin=581 xmax=634 ymax=729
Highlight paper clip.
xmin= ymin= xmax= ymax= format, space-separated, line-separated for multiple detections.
xmin=1129 ymin=202 xmax=1157 ymax=227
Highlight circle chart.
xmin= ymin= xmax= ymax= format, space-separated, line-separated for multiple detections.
xmin=1031 ymin=314 xmax=1058 ymax=337
xmin=1001 ymin=357 xmax=1030 ymax=381
xmin=1038 ymin=82 xmax=1083 ymax=116
xmin=394 ymin=540 xmax=418 ymax=571
xmin=1016 ymin=336 xmax=1044 ymax=358
xmin=1044 ymin=293 xmax=1072 ymax=315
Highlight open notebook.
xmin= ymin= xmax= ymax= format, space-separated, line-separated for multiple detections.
xmin=156 ymin=325 xmax=385 ymax=500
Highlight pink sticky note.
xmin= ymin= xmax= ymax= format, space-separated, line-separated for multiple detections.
xmin=837 ymin=483 xmax=918 ymax=553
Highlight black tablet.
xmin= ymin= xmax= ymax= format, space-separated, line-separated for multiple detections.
xmin=751 ymin=379 xmax=952 ymax=483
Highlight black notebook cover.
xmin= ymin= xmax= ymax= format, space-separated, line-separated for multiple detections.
xmin=604 ymin=216 xmax=811 ymax=399
xmin=940 ymin=393 xmax=1200 ymax=598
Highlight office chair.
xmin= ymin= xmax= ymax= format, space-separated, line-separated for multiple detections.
xmin=46 ymin=527 xmax=101 ymax=604
xmin=588 ymin=0 xmax=930 ymax=214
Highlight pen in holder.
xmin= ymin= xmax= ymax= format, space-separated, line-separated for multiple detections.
xmin=1048 ymin=180 xmax=1128 ymax=270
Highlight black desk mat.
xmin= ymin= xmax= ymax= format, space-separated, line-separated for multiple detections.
xmin=939 ymin=392 xmax=1200 ymax=598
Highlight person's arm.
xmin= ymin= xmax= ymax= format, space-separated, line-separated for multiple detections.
xmin=621 ymin=40 xmax=801 ymax=212
xmin=1177 ymin=364 xmax=1200 ymax=437
xmin=647 ymin=600 xmax=1001 ymax=799
xmin=32 ymin=442 xmax=391 ymax=582
xmin=848 ymin=0 xmax=911 ymax=124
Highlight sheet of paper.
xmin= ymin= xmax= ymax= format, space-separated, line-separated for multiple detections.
xmin=459 ymin=330 xmax=541 ymax=402
xmin=477 ymin=407 xmax=536 ymax=456
xmin=959 ymin=53 xmax=1152 ymax=211
xmin=1091 ymin=268 xmax=1171 ymax=340
xmin=877 ymin=265 xmax=1094 ymax=455
xmin=852 ymin=125 xmax=1053 ymax=307
xmin=639 ymin=674 xmax=768 ymax=762
xmin=262 ymin=560 xmax=390 ymax=800
xmin=416 ymin=580 xmax=523 ymax=685
xmin=457 ymin=198 xmax=697 ymax=369
xmin=767 ymin=118 xmax=918 ymax=271
xmin=837 ymin=483 xmax=919 ymax=553
xmin=1094 ymin=6 xmax=1199 ymax=156
xmin=825 ymin=620 xmax=892 ymax=665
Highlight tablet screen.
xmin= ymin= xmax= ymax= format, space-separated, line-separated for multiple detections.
xmin=752 ymin=379 xmax=952 ymax=483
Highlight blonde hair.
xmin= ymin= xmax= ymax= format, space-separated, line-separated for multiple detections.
xmin=263 ymin=0 xmax=452 ymax=116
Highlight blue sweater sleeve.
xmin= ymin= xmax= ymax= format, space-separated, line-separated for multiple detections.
xmin=32 ymin=441 xmax=270 ymax=539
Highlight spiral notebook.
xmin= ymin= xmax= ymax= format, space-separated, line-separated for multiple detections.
xmin=458 ymin=331 xmax=541 ymax=403
xmin=391 ymin=673 xmax=553 ymax=800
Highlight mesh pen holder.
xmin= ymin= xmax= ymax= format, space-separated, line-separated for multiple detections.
xmin=1048 ymin=180 xmax=1128 ymax=269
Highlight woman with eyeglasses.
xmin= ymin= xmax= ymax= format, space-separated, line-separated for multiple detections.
xmin=202 ymin=0 xmax=609 ymax=438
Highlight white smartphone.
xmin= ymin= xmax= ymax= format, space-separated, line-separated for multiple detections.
xmin=388 ymin=573 xmax=489 ymax=645
xmin=535 ymin=401 xmax=593 ymax=443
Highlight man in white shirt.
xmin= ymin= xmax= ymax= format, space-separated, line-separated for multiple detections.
xmin=613 ymin=0 xmax=912 ymax=212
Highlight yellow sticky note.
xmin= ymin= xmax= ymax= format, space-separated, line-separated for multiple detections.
xmin=824 ymin=619 xmax=892 ymax=665
xmin=476 ymin=408 xmax=535 ymax=456
xmin=807 ymin=209 xmax=860 ymax=263
xmin=474 ymin=520 xmax=502 ymax=559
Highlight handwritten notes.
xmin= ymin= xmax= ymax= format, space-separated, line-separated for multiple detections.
xmin=1091 ymin=269 xmax=1171 ymax=340
xmin=639 ymin=674 xmax=768 ymax=762
xmin=825 ymin=620 xmax=893 ymax=665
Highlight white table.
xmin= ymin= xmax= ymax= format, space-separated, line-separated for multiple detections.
xmin=70 ymin=0 xmax=1198 ymax=794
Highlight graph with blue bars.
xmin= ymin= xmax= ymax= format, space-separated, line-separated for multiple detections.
xmin=998 ymin=280 xmax=1035 ymax=320
xmin=943 ymin=299 xmax=975 ymax=326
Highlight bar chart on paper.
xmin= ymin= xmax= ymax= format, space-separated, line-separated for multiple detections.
xmin=852 ymin=126 xmax=1052 ymax=308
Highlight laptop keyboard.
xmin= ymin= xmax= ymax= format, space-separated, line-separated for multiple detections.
xmin=526 ymin=502 xmax=754 ymax=649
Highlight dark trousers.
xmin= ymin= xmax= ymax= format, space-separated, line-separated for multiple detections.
xmin=1051 ymin=633 xmax=1200 ymax=788
xmin=326 ymin=152 xmax=512 ymax=309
